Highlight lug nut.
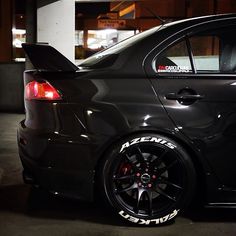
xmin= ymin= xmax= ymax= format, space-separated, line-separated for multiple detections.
xmin=152 ymin=175 xmax=156 ymax=179
xmin=136 ymin=173 xmax=140 ymax=177
xmin=148 ymin=183 xmax=152 ymax=188
xmin=138 ymin=182 xmax=142 ymax=187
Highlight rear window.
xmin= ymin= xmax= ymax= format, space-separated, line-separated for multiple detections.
xmin=79 ymin=26 xmax=161 ymax=68
xmin=154 ymin=27 xmax=236 ymax=74
xmin=155 ymin=39 xmax=192 ymax=73
xmin=189 ymin=36 xmax=220 ymax=72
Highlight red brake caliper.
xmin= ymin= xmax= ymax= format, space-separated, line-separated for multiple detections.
xmin=119 ymin=163 xmax=132 ymax=176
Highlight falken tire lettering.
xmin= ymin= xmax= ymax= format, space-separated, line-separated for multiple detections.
xmin=119 ymin=209 xmax=179 ymax=225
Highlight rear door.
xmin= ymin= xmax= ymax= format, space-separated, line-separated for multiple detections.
xmin=146 ymin=23 xmax=236 ymax=191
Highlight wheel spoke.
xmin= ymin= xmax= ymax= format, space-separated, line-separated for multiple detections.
xmin=154 ymin=187 xmax=176 ymax=202
xmin=134 ymin=188 xmax=145 ymax=213
xmin=113 ymin=174 xmax=135 ymax=181
xmin=158 ymin=159 xmax=178 ymax=175
xmin=123 ymin=154 xmax=140 ymax=172
xmin=152 ymin=149 xmax=168 ymax=167
xmin=134 ymin=146 xmax=145 ymax=163
xmin=146 ymin=189 xmax=153 ymax=216
xmin=147 ymin=153 xmax=154 ymax=162
xmin=158 ymin=177 xmax=183 ymax=190
xmin=116 ymin=182 xmax=138 ymax=194
xmin=131 ymin=189 xmax=136 ymax=198
xmin=125 ymin=154 xmax=135 ymax=164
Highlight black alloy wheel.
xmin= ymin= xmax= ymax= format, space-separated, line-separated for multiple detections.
xmin=100 ymin=134 xmax=196 ymax=225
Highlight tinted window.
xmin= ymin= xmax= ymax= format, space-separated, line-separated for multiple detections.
xmin=190 ymin=28 xmax=236 ymax=73
xmin=155 ymin=40 xmax=192 ymax=73
xmin=219 ymin=31 xmax=236 ymax=73
xmin=189 ymin=36 xmax=220 ymax=72
xmin=155 ymin=27 xmax=236 ymax=75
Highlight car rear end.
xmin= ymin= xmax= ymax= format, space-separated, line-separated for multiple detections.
xmin=18 ymin=69 xmax=99 ymax=201
xmin=17 ymin=41 xmax=174 ymax=204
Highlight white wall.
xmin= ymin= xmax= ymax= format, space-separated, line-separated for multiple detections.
xmin=37 ymin=0 xmax=75 ymax=62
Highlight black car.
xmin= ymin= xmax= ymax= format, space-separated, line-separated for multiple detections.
xmin=18 ymin=14 xmax=236 ymax=225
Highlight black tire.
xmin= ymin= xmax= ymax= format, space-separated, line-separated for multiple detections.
xmin=99 ymin=133 xmax=196 ymax=226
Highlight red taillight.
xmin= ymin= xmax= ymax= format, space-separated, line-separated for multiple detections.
xmin=25 ymin=81 xmax=62 ymax=100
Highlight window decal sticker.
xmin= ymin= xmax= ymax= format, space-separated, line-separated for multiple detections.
xmin=157 ymin=65 xmax=190 ymax=73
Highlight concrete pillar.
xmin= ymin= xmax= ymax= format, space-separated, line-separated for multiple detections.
xmin=0 ymin=0 xmax=12 ymax=62
xmin=37 ymin=0 xmax=75 ymax=62
xmin=26 ymin=0 xmax=37 ymax=69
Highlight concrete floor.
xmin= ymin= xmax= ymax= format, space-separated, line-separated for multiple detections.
xmin=0 ymin=113 xmax=236 ymax=236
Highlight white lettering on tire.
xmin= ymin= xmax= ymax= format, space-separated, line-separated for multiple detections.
xmin=119 ymin=136 xmax=177 ymax=153
xmin=119 ymin=209 xmax=179 ymax=225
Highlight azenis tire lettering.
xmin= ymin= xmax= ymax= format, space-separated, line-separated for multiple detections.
xmin=119 ymin=136 xmax=176 ymax=153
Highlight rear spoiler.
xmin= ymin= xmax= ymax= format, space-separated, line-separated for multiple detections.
xmin=22 ymin=43 xmax=78 ymax=72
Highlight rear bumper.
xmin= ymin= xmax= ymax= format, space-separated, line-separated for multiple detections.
xmin=17 ymin=120 xmax=102 ymax=201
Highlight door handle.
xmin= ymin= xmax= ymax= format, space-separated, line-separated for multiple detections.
xmin=165 ymin=88 xmax=205 ymax=105
xmin=165 ymin=93 xmax=205 ymax=100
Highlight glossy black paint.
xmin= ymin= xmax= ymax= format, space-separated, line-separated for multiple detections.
xmin=18 ymin=14 xmax=236 ymax=206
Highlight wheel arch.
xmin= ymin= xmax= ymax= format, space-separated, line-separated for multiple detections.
xmin=93 ymin=129 xmax=206 ymax=203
